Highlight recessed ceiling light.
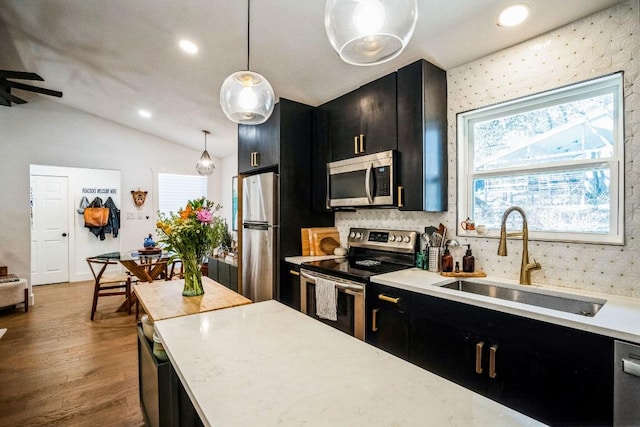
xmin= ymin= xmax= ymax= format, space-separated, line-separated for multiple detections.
xmin=497 ymin=4 xmax=530 ymax=27
xmin=138 ymin=109 xmax=152 ymax=119
xmin=179 ymin=39 xmax=198 ymax=54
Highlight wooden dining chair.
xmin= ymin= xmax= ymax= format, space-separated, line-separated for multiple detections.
xmin=86 ymin=257 xmax=132 ymax=320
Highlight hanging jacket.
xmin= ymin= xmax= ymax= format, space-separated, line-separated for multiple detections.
xmin=104 ymin=197 xmax=120 ymax=238
xmin=77 ymin=196 xmax=90 ymax=214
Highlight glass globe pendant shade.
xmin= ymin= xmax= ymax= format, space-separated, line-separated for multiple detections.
xmin=220 ymin=70 xmax=275 ymax=125
xmin=325 ymin=0 xmax=418 ymax=66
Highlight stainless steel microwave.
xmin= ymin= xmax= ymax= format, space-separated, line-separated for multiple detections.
xmin=327 ymin=150 xmax=395 ymax=208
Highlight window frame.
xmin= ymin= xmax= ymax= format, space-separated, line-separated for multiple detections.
xmin=457 ymin=72 xmax=624 ymax=245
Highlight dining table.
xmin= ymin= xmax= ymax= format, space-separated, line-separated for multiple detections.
xmin=92 ymin=249 xmax=171 ymax=282
xmin=91 ymin=249 xmax=172 ymax=314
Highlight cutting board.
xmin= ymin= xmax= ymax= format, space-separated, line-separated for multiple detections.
xmin=301 ymin=228 xmax=311 ymax=256
xmin=440 ymin=271 xmax=487 ymax=278
xmin=308 ymin=227 xmax=340 ymax=256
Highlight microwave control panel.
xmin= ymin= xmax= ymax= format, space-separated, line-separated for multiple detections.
xmin=374 ymin=167 xmax=391 ymax=196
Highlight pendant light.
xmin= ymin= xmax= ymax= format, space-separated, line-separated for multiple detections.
xmin=220 ymin=0 xmax=275 ymax=125
xmin=196 ymin=130 xmax=215 ymax=176
xmin=325 ymin=0 xmax=418 ymax=66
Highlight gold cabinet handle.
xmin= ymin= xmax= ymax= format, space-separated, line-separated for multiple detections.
xmin=250 ymin=152 xmax=255 ymax=166
xmin=354 ymin=136 xmax=359 ymax=155
xmin=372 ymin=308 xmax=379 ymax=331
xmin=378 ymin=294 xmax=399 ymax=304
xmin=475 ymin=341 xmax=484 ymax=374
xmin=289 ymin=270 xmax=299 ymax=276
xmin=359 ymin=133 xmax=364 ymax=153
xmin=397 ymin=186 xmax=404 ymax=208
xmin=253 ymin=152 xmax=260 ymax=167
xmin=489 ymin=344 xmax=498 ymax=379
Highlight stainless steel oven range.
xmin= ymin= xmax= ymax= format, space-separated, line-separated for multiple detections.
xmin=300 ymin=228 xmax=417 ymax=340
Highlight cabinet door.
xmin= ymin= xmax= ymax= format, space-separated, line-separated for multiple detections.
xmin=229 ymin=265 xmax=238 ymax=293
xmin=207 ymin=258 xmax=219 ymax=282
xmin=279 ymin=263 xmax=300 ymax=311
xmin=366 ymin=283 xmax=410 ymax=360
xmin=238 ymin=103 xmax=280 ymax=174
xmin=324 ymin=74 xmax=397 ymax=162
xmin=218 ymin=262 xmax=230 ymax=288
xmin=397 ymin=59 xmax=447 ymax=211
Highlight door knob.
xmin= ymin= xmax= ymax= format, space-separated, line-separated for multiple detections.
xmin=62 ymin=233 xmax=68 ymax=237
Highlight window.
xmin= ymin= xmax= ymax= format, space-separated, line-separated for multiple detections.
xmin=457 ymin=72 xmax=624 ymax=244
xmin=158 ymin=173 xmax=208 ymax=216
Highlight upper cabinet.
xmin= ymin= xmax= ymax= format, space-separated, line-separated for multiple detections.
xmin=396 ymin=59 xmax=448 ymax=211
xmin=319 ymin=73 xmax=398 ymax=162
xmin=238 ymin=106 xmax=280 ymax=174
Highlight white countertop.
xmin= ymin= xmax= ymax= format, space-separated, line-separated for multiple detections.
xmin=372 ymin=268 xmax=640 ymax=344
xmin=155 ymin=301 xmax=544 ymax=427
xmin=285 ymin=255 xmax=341 ymax=265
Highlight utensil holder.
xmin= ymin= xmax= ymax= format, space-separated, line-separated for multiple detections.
xmin=428 ymin=247 xmax=441 ymax=272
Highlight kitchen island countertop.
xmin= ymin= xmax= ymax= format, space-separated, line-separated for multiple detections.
xmin=372 ymin=268 xmax=640 ymax=344
xmin=155 ymin=300 xmax=543 ymax=426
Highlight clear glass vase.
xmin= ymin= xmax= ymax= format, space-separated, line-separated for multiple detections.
xmin=181 ymin=253 xmax=204 ymax=296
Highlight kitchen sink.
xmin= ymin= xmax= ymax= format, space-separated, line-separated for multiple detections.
xmin=439 ymin=280 xmax=606 ymax=317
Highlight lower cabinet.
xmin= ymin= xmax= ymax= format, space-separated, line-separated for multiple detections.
xmin=279 ymin=262 xmax=301 ymax=311
xmin=410 ymin=293 xmax=613 ymax=426
xmin=207 ymin=257 xmax=238 ymax=293
xmin=365 ymin=283 xmax=411 ymax=360
xmin=138 ymin=325 xmax=203 ymax=427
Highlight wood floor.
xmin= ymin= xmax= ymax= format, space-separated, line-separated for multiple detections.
xmin=0 ymin=281 xmax=145 ymax=426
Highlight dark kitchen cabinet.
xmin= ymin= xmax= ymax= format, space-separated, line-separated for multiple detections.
xmin=319 ymin=73 xmax=397 ymax=162
xmin=396 ymin=59 xmax=447 ymax=211
xmin=410 ymin=292 xmax=613 ymax=426
xmin=207 ymin=256 xmax=238 ymax=293
xmin=365 ymin=283 xmax=411 ymax=360
xmin=280 ymin=262 xmax=301 ymax=311
xmin=238 ymin=104 xmax=280 ymax=174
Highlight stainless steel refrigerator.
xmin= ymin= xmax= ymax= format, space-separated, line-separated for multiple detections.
xmin=242 ymin=172 xmax=278 ymax=302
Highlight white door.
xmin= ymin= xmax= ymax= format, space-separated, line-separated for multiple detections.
xmin=31 ymin=175 xmax=70 ymax=285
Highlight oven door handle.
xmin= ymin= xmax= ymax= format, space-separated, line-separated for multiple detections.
xmin=365 ymin=162 xmax=374 ymax=204
xmin=300 ymin=271 xmax=364 ymax=293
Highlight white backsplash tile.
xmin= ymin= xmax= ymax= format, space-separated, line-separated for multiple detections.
xmin=336 ymin=0 xmax=640 ymax=298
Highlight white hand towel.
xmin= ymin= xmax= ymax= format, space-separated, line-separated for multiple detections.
xmin=315 ymin=277 xmax=338 ymax=321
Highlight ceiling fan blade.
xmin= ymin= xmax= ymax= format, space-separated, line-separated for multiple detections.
xmin=1 ymin=80 xmax=62 ymax=98
xmin=0 ymin=88 xmax=27 ymax=105
xmin=0 ymin=70 xmax=44 ymax=81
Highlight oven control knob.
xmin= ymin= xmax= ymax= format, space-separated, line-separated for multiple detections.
xmin=389 ymin=235 xmax=396 ymax=242
xmin=402 ymin=235 xmax=411 ymax=243
xmin=355 ymin=232 xmax=363 ymax=239
xmin=349 ymin=231 xmax=356 ymax=238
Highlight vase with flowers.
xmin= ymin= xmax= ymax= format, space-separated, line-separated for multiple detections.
xmin=156 ymin=197 xmax=223 ymax=296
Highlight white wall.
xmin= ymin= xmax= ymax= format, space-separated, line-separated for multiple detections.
xmin=336 ymin=0 xmax=640 ymax=298
xmin=0 ymin=98 xmax=232 ymax=301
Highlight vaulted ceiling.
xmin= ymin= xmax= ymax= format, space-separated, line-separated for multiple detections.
xmin=0 ymin=0 xmax=625 ymax=159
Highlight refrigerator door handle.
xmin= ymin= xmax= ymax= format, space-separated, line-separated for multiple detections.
xmin=623 ymin=358 xmax=640 ymax=378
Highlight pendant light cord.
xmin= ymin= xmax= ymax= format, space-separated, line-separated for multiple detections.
xmin=247 ymin=0 xmax=251 ymax=71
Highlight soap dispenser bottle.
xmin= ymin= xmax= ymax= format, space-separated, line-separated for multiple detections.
xmin=463 ymin=244 xmax=475 ymax=273
xmin=441 ymin=245 xmax=453 ymax=272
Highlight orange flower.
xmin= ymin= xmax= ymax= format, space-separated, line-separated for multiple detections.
xmin=180 ymin=204 xmax=193 ymax=220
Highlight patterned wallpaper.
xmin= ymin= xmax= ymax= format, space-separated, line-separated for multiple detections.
xmin=336 ymin=0 xmax=640 ymax=297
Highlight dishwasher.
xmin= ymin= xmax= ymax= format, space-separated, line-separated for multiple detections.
xmin=614 ymin=340 xmax=640 ymax=426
